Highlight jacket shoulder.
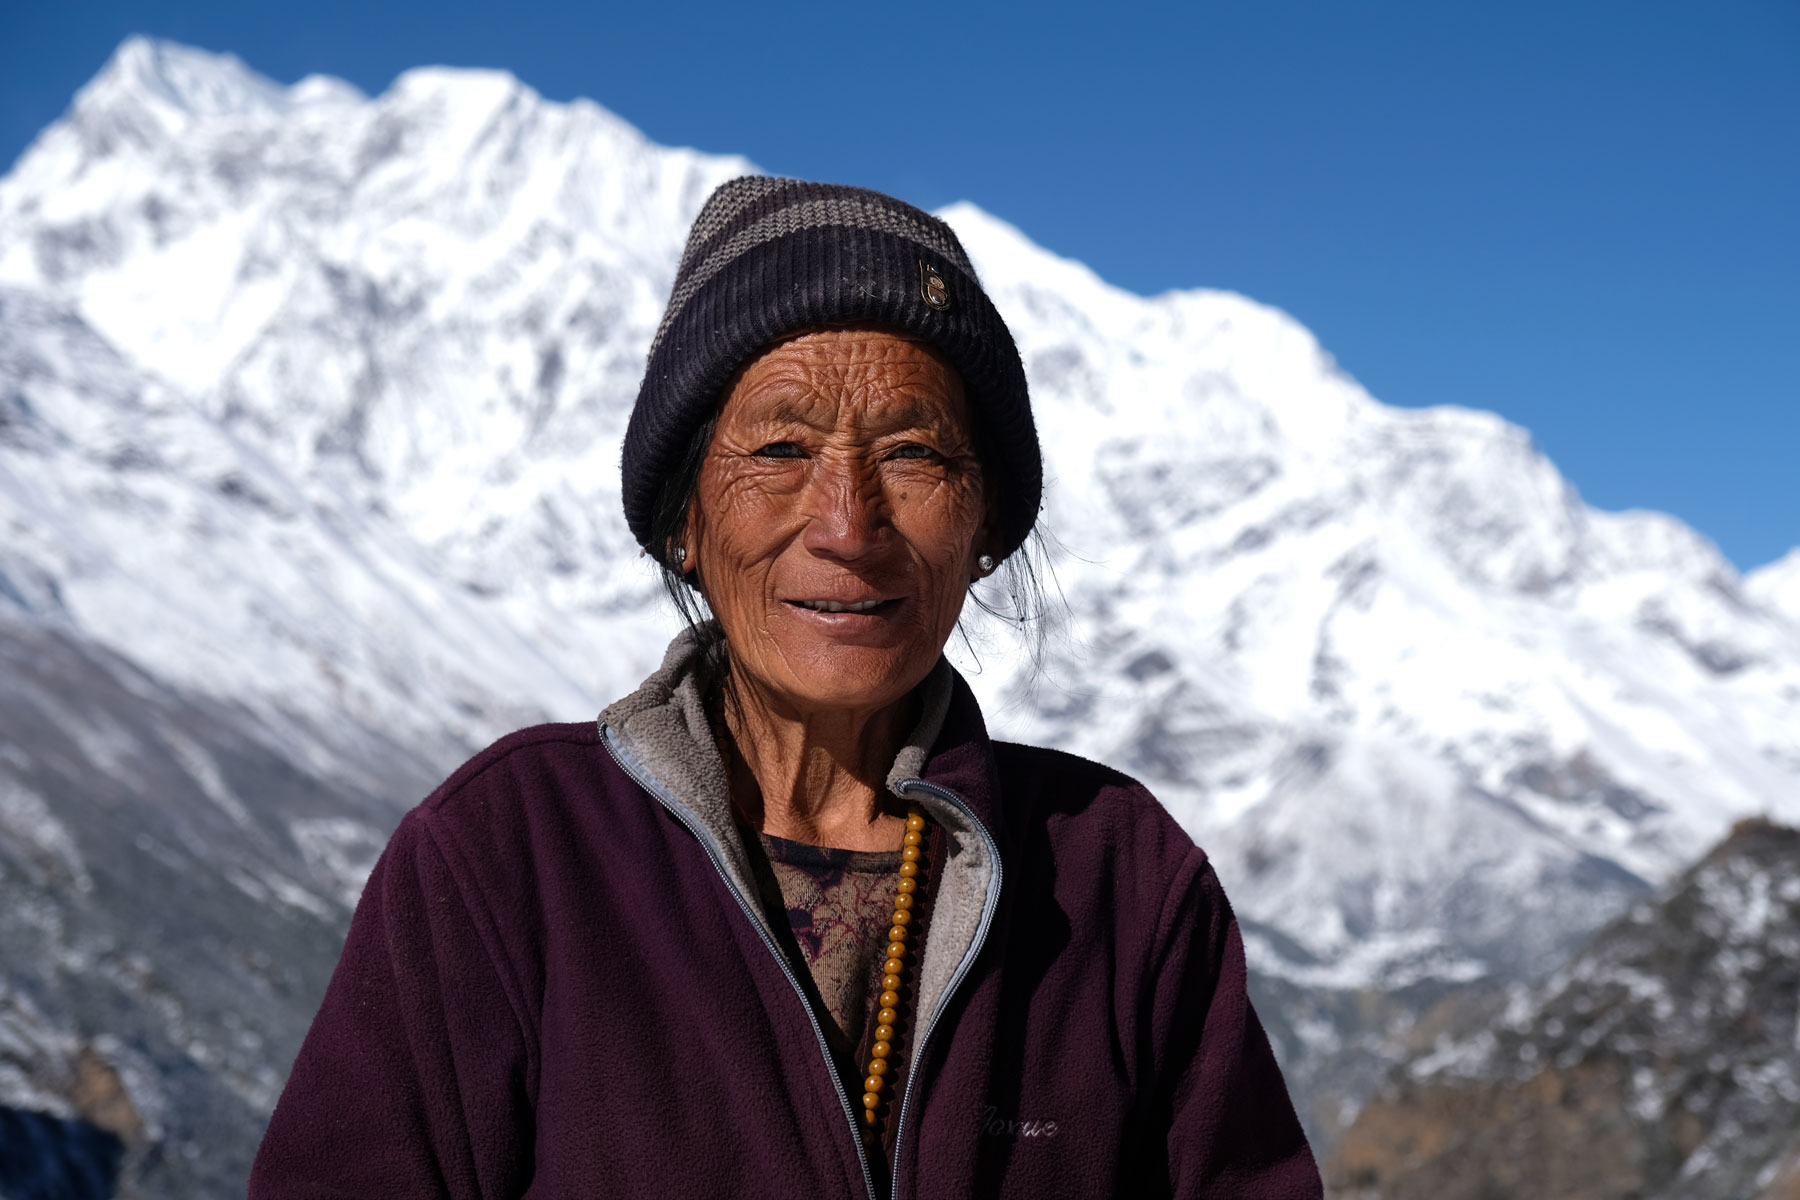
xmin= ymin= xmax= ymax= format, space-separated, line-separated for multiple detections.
xmin=991 ymin=740 xmax=1145 ymax=795
xmin=417 ymin=720 xmax=602 ymax=820
xmin=990 ymin=740 xmax=1208 ymax=875
xmin=384 ymin=722 xmax=609 ymax=957
xmin=991 ymin=740 xmax=1190 ymax=827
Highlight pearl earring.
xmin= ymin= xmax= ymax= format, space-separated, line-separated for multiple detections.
xmin=977 ymin=554 xmax=996 ymax=573
xmin=673 ymin=546 xmax=687 ymax=565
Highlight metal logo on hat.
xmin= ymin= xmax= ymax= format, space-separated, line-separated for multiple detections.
xmin=920 ymin=260 xmax=951 ymax=311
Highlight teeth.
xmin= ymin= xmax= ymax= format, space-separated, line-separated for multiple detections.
xmin=798 ymin=599 xmax=882 ymax=613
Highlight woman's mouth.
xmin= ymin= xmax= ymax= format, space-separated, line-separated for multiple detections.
xmin=787 ymin=598 xmax=896 ymax=614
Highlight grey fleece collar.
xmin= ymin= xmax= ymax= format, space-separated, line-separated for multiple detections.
xmin=597 ymin=627 xmax=996 ymax=1063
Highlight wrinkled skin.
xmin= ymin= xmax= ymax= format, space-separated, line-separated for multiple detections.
xmin=681 ymin=327 xmax=995 ymax=849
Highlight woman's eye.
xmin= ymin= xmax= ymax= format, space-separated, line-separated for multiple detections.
xmin=752 ymin=441 xmax=805 ymax=459
xmin=889 ymin=443 xmax=936 ymax=460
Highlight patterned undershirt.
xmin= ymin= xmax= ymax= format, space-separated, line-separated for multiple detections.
xmin=743 ymin=826 xmax=934 ymax=1165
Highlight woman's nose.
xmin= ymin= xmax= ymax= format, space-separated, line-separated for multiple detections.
xmin=799 ymin=456 xmax=889 ymax=562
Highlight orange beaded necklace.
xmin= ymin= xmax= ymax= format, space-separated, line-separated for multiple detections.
xmin=860 ymin=803 xmax=928 ymax=1130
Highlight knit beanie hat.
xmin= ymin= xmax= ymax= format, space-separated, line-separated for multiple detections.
xmin=622 ymin=176 xmax=1041 ymax=566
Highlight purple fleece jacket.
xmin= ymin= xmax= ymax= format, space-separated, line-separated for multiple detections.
xmin=250 ymin=636 xmax=1321 ymax=1198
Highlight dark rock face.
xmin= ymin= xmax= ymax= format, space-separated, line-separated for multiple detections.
xmin=1327 ymin=820 xmax=1800 ymax=1199
xmin=0 ymin=1107 xmax=123 ymax=1200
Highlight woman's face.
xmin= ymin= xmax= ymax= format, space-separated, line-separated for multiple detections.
xmin=684 ymin=327 xmax=991 ymax=717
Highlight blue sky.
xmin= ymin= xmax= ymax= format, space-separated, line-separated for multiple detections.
xmin=5 ymin=0 xmax=1796 ymax=570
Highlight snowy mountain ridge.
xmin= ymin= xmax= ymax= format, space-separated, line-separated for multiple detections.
xmin=1748 ymin=548 xmax=1800 ymax=627
xmin=3 ymin=37 xmax=1799 ymax=1172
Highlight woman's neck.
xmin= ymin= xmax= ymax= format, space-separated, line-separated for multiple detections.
xmin=720 ymin=678 xmax=917 ymax=852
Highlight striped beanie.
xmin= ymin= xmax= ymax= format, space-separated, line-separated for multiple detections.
xmin=622 ymin=176 xmax=1041 ymax=565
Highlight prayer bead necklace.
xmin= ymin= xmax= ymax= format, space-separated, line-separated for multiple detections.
xmin=861 ymin=805 xmax=927 ymax=1129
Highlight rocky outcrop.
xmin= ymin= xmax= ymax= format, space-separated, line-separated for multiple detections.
xmin=0 ymin=988 xmax=132 ymax=1199
xmin=1328 ymin=819 xmax=1800 ymax=1198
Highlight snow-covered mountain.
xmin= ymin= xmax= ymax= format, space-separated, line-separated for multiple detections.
xmin=3 ymin=36 xmax=1798 ymax=1189
xmin=1749 ymin=549 xmax=1800 ymax=627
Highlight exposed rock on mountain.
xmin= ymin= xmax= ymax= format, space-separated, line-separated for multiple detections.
xmin=2 ymin=36 xmax=1798 ymax=1193
xmin=1328 ymin=819 xmax=1800 ymax=1199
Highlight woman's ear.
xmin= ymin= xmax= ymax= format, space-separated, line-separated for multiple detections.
xmin=675 ymin=511 xmax=700 ymax=576
xmin=972 ymin=487 xmax=1005 ymax=578
xmin=969 ymin=524 xmax=1000 ymax=580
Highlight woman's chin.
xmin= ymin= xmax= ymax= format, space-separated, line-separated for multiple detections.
xmin=749 ymin=642 xmax=937 ymax=715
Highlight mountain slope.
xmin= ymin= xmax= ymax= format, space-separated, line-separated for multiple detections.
xmin=0 ymin=614 xmax=431 ymax=1196
xmin=2 ymin=37 xmax=1798 ymax=1189
xmin=1327 ymin=819 xmax=1800 ymax=1199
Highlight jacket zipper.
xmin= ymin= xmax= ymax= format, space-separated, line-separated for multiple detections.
xmin=600 ymin=726 xmax=880 ymax=1200
xmin=888 ymin=778 xmax=1004 ymax=1200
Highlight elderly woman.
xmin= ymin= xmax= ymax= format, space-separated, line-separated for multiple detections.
xmin=251 ymin=178 xmax=1320 ymax=1198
